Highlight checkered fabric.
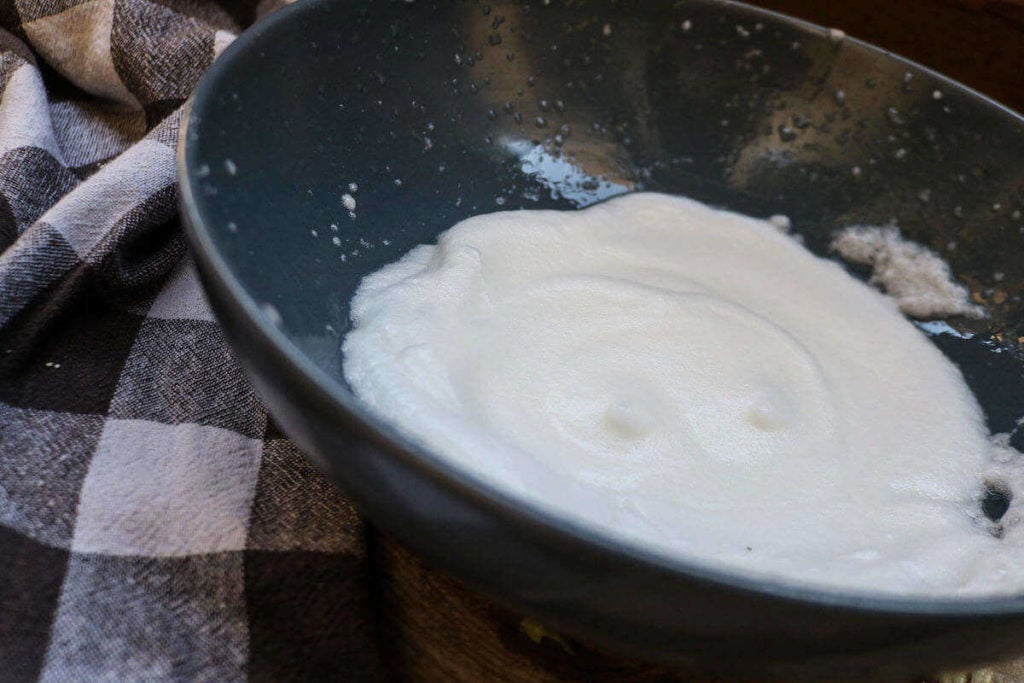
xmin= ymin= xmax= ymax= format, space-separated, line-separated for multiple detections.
xmin=0 ymin=1 xmax=384 ymax=680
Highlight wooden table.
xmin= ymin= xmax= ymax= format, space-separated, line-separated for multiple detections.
xmin=376 ymin=2 xmax=1024 ymax=680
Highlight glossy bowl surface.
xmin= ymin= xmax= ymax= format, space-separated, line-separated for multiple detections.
xmin=181 ymin=1 xmax=1024 ymax=679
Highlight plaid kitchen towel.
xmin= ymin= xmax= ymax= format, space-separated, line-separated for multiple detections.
xmin=0 ymin=1 xmax=385 ymax=680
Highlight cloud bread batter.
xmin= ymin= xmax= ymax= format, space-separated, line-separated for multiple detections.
xmin=342 ymin=192 xmax=1022 ymax=597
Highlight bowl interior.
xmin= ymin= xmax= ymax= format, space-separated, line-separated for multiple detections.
xmin=185 ymin=0 xmax=1024 ymax=557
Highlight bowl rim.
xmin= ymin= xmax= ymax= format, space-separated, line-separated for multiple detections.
xmin=181 ymin=0 xmax=1024 ymax=616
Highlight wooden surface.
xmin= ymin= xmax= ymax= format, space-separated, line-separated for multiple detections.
xmin=373 ymin=2 xmax=1024 ymax=681
xmin=373 ymin=534 xmax=1024 ymax=682
xmin=752 ymin=0 xmax=1024 ymax=113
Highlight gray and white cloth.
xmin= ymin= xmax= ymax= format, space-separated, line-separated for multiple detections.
xmin=0 ymin=1 xmax=384 ymax=680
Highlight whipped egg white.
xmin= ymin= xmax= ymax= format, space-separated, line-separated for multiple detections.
xmin=343 ymin=192 xmax=1020 ymax=597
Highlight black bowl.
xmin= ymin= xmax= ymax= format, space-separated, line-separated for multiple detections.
xmin=180 ymin=1 xmax=1024 ymax=679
